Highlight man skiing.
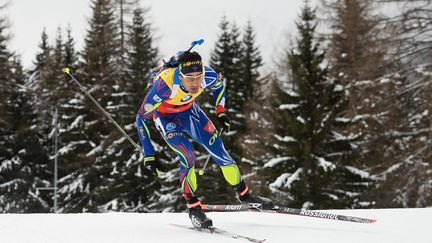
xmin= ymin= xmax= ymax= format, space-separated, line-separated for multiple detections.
xmin=135 ymin=51 xmax=272 ymax=228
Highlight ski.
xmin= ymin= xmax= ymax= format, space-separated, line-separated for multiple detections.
xmin=169 ymin=223 xmax=266 ymax=243
xmin=201 ymin=203 xmax=377 ymax=224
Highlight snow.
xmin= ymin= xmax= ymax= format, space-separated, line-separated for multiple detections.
xmin=279 ymin=104 xmax=299 ymax=110
xmin=285 ymin=90 xmax=300 ymax=97
xmin=86 ymin=144 xmax=103 ymax=156
xmin=296 ymin=116 xmax=306 ymax=124
xmin=274 ymin=134 xmax=297 ymax=142
xmin=264 ymin=156 xmax=292 ymax=168
xmin=1 ymin=208 xmax=432 ymax=242
xmin=333 ymin=84 xmax=344 ymax=92
xmin=316 ymin=156 xmax=336 ymax=172
xmin=55 ymin=141 xmax=88 ymax=157
xmin=0 ymin=179 xmax=26 ymax=191
xmin=380 ymin=78 xmax=391 ymax=84
xmin=69 ymin=115 xmax=84 ymax=130
xmin=270 ymin=168 xmax=303 ymax=189
xmin=345 ymin=166 xmax=370 ymax=179
xmin=0 ymin=159 xmax=14 ymax=172
xmin=69 ymin=98 xmax=81 ymax=104
xmin=244 ymin=139 xmax=259 ymax=144
xmin=335 ymin=117 xmax=350 ymax=123
xmin=111 ymin=92 xmax=133 ymax=97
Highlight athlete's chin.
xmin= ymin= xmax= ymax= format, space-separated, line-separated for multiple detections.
xmin=189 ymin=88 xmax=199 ymax=94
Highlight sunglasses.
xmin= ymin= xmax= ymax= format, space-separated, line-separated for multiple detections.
xmin=179 ymin=71 xmax=204 ymax=80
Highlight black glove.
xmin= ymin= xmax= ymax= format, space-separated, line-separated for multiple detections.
xmin=217 ymin=112 xmax=231 ymax=133
xmin=144 ymin=156 xmax=166 ymax=177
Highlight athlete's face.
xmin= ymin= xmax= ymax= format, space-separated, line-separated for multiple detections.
xmin=179 ymin=71 xmax=204 ymax=94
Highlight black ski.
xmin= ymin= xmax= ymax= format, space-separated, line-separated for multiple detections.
xmin=201 ymin=203 xmax=377 ymax=224
xmin=169 ymin=223 xmax=266 ymax=243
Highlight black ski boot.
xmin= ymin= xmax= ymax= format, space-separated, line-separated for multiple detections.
xmin=234 ymin=181 xmax=275 ymax=210
xmin=186 ymin=196 xmax=213 ymax=229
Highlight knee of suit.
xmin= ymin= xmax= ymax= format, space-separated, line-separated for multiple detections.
xmin=220 ymin=164 xmax=242 ymax=186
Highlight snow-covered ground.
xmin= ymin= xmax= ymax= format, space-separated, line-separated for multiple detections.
xmin=1 ymin=208 xmax=431 ymax=243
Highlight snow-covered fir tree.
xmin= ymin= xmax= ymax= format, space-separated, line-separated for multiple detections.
xmin=63 ymin=25 xmax=79 ymax=70
xmin=239 ymin=20 xmax=263 ymax=101
xmin=236 ymin=20 xmax=269 ymax=194
xmin=57 ymin=0 xmax=124 ymax=212
xmin=57 ymin=0 xmax=163 ymax=212
xmin=263 ymin=2 xmax=372 ymax=209
xmin=210 ymin=17 xmax=244 ymax=129
xmin=198 ymin=17 xmax=246 ymax=205
xmin=125 ymin=5 xmax=185 ymax=212
xmin=366 ymin=0 xmax=432 ymax=207
xmin=0 ymin=5 xmax=50 ymax=212
xmin=320 ymin=0 xmax=388 ymax=206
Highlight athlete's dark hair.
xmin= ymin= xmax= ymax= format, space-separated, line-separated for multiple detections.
xmin=178 ymin=51 xmax=203 ymax=74
xmin=178 ymin=51 xmax=202 ymax=64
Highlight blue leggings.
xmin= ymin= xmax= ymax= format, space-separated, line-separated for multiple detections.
xmin=153 ymin=103 xmax=241 ymax=196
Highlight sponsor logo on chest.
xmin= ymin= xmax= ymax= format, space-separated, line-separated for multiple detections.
xmin=166 ymin=122 xmax=177 ymax=131
xmin=181 ymin=94 xmax=193 ymax=102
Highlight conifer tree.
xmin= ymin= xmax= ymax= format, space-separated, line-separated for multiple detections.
xmin=0 ymin=6 xmax=50 ymax=212
xmin=364 ymin=0 xmax=432 ymax=208
xmin=32 ymin=29 xmax=57 ymax=140
xmin=209 ymin=17 xmax=244 ymax=151
xmin=33 ymin=29 xmax=50 ymax=72
xmin=236 ymin=20 xmax=266 ymax=191
xmin=210 ymin=18 xmax=244 ymax=117
xmin=200 ymin=17 xmax=245 ymax=204
xmin=97 ymin=3 xmax=164 ymax=212
xmin=53 ymin=26 xmax=88 ymax=178
xmin=63 ymin=25 xmax=79 ymax=70
xmin=240 ymin=20 xmax=263 ymax=100
xmin=210 ymin=16 xmax=236 ymax=82
xmin=323 ymin=0 xmax=384 ymax=82
xmin=263 ymin=2 xmax=372 ymax=209
xmin=57 ymin=0 xmax=122 ymax=212
xmin=58 ymin=0 xmax=160 ymax=212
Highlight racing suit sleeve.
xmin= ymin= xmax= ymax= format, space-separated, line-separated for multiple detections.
xmin=204 ymin=66 xmax=226 ymax=115
xmin=136 ymin=78 xmax=171 ymax=156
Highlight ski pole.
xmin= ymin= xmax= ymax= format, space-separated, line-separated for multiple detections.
xmin=198 ymin=128 xmax=223 ymax=176
xmin=198 ymin=153 xmax=212 ymax=176
xmin=64 ymin=68 xmax=143 ymax=155
xmin=186 ymin=39 xmax=204 ymax=52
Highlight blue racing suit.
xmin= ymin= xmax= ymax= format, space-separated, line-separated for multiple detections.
xmin=136 ymin=66 xmax=242 ymax=198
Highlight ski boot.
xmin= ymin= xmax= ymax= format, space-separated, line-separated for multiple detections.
xmin=234 ymin=181 xmax=275 ymax=210
xmin=186 ymin=195 xmax=213 ymax=229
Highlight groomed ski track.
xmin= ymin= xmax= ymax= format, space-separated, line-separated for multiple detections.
xmin=1 ymin=208 xmax=431 ymax=243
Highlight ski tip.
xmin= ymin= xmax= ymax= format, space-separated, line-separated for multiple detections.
xmin=370 ymin=219 xmax=377 ymax=223
xmin=64 ymin=67 xmax=70 ymax=74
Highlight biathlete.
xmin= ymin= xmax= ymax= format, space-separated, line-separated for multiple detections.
xmin=136 ymin=51 xmax=273 ymax=228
